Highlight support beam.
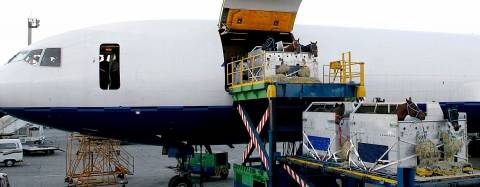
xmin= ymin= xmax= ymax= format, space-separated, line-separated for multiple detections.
xmin=282 ymin=164 xmax=309 ymax=187
xmin=397 ymin=167 xmax=415 ymax=187
xmin=268 ymin=99 xmax=276 ymax=187
xmin=242 ymin=107 xmax=270 ymax=163
xmin=237 ymin=104 xmax=270 ymax=170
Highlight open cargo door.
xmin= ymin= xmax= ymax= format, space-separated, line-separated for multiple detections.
xmin=219 ymin=0 xmax=303 ymax=91
xmin=219 ymin=0 xmax=302 ymax=32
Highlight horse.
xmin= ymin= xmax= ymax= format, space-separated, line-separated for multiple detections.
xmin=446 ymin=108 xmax=461 ymax=131
xmin=333 ymin=103 xmax=347 ymax=146
xmin=397 ymin=97 xmax=426 ymax=121
xmin=334 ymin=103 xmax=346 ymax=124
xmin=284 ymin=38 xmax=301 ymax=54
xmin=301 ymin=41 xmax=318 ymax=57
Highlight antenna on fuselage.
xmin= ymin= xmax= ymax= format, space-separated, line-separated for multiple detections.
xmin=27 ymin=17 xmax=40 ymax=45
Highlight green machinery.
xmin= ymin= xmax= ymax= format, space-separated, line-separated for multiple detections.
xmin=233 ymin=164 xmax=269 ymax=187
xmin=189 ymin=152 xmax=230 ymax=179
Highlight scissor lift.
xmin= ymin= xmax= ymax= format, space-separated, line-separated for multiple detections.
xmin=227 ymin=51 xmax=365 ymax=187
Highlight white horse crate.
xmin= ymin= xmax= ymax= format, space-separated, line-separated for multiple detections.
xmin=302 ymin=102 xmax=354 ymax=160
xmin=349 ymin=102 xmax=467 ymax=174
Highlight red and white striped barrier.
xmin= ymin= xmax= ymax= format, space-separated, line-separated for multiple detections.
xmin=237 ymin=105 xmax=270 ymax=170
xmin=283 ymin=164 xmax=309 ymax=187
xmin=242 ymin=108 xmax=270 ymax=163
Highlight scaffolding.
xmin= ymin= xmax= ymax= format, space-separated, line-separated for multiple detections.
xmin=325 ymin=51 xmax=364 ymax=85
xmin=324 ymin=51 xmax=366 ymax=98
xmin=65 ymin=133 xmax=134 ymax=187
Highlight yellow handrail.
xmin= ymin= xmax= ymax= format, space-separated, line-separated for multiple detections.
xmin=326 ymin=51 xmax=364 ymax=85
xmin=325 ymin=51 xmax=366 ymax=98
xmin=226 ymin=51 xmax=268 ymax=87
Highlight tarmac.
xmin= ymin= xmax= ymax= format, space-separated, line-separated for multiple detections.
xmin=3 ymin=128 xmax=240 ymax=187
xmin=3 ymin=128 xmax=480 ymax=187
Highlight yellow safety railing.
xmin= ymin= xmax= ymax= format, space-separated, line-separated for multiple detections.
xmin=226 ymin=51 xmax=268 ymax=87
xmin=323 ymin=51 xmax=366 ymax=97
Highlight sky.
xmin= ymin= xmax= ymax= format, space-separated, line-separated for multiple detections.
xmin=0 ymin=0 xmax=479 ymax=63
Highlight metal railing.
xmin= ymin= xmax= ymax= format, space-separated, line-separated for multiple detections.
xmin=227 ymin=50 xmax=365 ymax=91
xmin=323 ymin=51 xmax=364 ymax=86
xmin=226 ymin=51 xmax=268 ymax=87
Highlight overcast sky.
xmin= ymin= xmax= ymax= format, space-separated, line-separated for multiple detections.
xmin=1 ymin=0 xmax=479 ymax=63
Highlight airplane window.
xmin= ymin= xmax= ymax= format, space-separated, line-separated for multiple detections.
xmin=99 ymin=44 xmax=120 ymax=90
xmin=24 ymin=49 xmax=43 ymax=65
xmin=7 ymin=51 xmax=29 ymax=64
xmin=0 ymin=143 xmax=17 ymax=149
xmin=40 ymin=48 xmax=61 ymax=67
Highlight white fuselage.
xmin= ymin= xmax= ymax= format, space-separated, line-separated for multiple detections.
xmin=0 ymin=20 xmax=479 ymax=144
xmin=0 ymin=20 xmax=230 ymax=108
xmin=1 ymin=20 xmax=479 ymax=108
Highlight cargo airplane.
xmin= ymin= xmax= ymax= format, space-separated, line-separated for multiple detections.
xmin=1 ymin=1 xmax=480 ymax=152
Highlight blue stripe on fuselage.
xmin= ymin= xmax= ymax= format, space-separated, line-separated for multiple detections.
xmin=0 ymin=106 xmax=250 ymax=145
xmin=3 ymin=101 xmax=480 ymax=145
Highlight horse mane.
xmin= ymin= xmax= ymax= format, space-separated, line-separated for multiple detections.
xmin=284 ymin=38 xmax=301 ymax=54
xmin=334 ymin=103 xmax=346 ymax=124
xmin=397 ymin=103 xmax=408 ymax=121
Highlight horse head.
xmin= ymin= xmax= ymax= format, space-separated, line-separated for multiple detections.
xmin=397 ymin=97 xmax=426 ymax=121
xmin=292 ymin=38 xmax=301 ymax=53
xmin=310 ymin=41 xmax=318 ymax=57
xmin=334 ymin=103 xmax=346 ymax=124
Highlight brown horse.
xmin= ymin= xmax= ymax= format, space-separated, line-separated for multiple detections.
xmin=334 ymin=103 xmax=346 ymax=124
xmin=284 ymin=38 xmax=301 ymax=54
xmin=397 ymin=97 xmax=426 ymax=121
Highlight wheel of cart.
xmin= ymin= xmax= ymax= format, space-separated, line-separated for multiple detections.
xmin=4 ymin=160 xmax=14 ymax=167
xmin=168 ymin=175 xmax=192 ymax=187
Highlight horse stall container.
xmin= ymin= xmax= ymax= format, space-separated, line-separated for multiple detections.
xmin=302 ymin=102 xmax=354 ymax=161
xmin=348 ymin=102 xmax=468 ymax=175
xmin=232 ymin=46 xmax=319 ymax=84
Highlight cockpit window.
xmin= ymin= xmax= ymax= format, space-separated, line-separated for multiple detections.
xmin=24 ymin=49 xmax=43 ymax=65
xmin=40 ymin=48 xmax=61 ymax=67
xmin=7 ymin=51 xmax=29 ymax=64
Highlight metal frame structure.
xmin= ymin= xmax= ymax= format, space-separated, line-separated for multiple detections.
xmin=325 ymin=51 xmax=364 ymax=85
xmin=323 ymin=51 xmax=366 ymax=98
xmin=65 ymin=133 xmax=134 ymax=187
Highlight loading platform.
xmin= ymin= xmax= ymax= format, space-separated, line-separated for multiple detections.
xmin=229 ymin=81 xmax=359 ymax=102
xmin=279 ymin=156 xmax=480 ymax=187
xmin=227 ymin=50 xmax=370 ymax=187
xmin=226 ymin=50 xmax=480 ymax=187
